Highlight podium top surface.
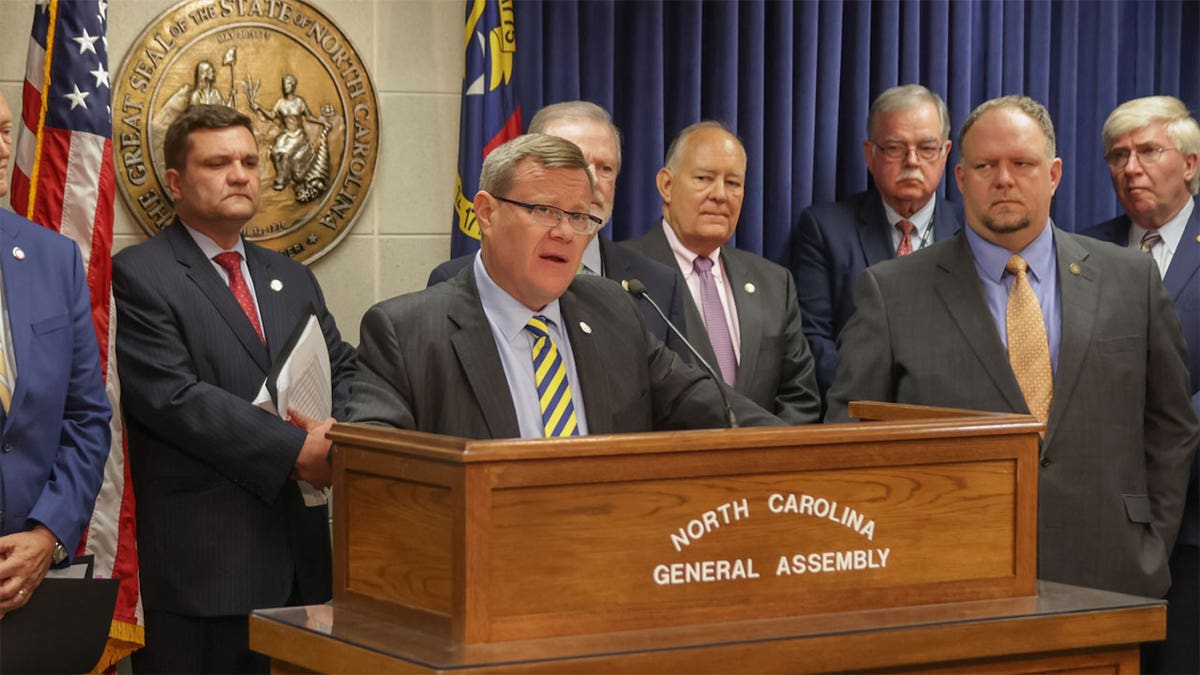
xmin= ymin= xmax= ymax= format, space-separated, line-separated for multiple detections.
xmin=328 ymin=405 xmax=1043 ymax=464
xmin=251 ymin=581 xmax=1163 ymax=672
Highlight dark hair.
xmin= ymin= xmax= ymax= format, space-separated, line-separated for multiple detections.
xmin=164 ymin=105 xmax=256 ymax=171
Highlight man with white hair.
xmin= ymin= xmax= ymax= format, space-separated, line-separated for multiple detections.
xmin=791 ymin=84 xmax=963 ymax=400
xmin=1081 ymin=95 xmax=1198 ymax=675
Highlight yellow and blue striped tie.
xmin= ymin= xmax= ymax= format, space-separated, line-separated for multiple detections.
xmin=524 ymin=315 xmax=579 ymax=437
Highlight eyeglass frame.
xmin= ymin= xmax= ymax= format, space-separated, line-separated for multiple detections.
xmin=1104 ymin=145 xmax=1182 ymax=171
xmin=492 ymin=195 xmax=604 ymax=235
xmin=868 ymin=140 xmax=947 ymax=162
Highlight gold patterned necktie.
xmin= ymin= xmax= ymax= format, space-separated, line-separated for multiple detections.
xmin=0 ymin=336 xmax=10 ymax=413
xmin=1005 ymin=255 xmax=1053 ymax=425
xmin=524 ymin=315 xmax=579 ymax=437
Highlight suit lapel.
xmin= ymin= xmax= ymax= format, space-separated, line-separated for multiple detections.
xmin=639 ymin=227 xmax=720 ymax=368
xmin=244 ymin=245 xmax=290 ymax=362
xmin=934 ymin=235 xmax=1027 ymax=412
xmin=0 ymin=217 xmax=31 ymax=418
xmin=560 ymin=288 xmax=615 ymax=434
xmin=1163 ymin=206 xmax=1199 ymax=304
xmin=722 ymin=248 xmax=762 ymax=395
xmin=931 ymin=196 xmax=960 ymax=242
xmin=166 ymin=224 xmax=271 ymax=373
xmin=858 ymin=193 xmax=895 ymax=266
xmin=448 ymin=270 xmax=520 ymax=439
xmin=1044 ymin=231 xmax=1098 ymax=449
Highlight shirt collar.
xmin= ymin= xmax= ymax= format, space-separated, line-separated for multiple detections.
xmin=473 ymin=253 xmax=565 ymax=342
xmin=182 ymin=221 xmax=249 ymax=260
xmin=661 ymin=218 xmax=725 ymax=278
xmin=1128 ymin=197 xmax=1194 ymax=256
xmin=882 ymin=195 xmax=937 ymax=236
xmin=579 ymin=234 xmax=603 ymax=276
xmin=965 ymin=220 xmax=1057 ymax=283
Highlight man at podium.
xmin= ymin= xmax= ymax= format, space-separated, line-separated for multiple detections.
xmin=348 ymin=134 xmax=781 ymax=438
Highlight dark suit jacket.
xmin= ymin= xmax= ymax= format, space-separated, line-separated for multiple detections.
xmin=827 ymin=229 xmax=1198 ymax=598
xmin=427 ymin=237 xmax=692 ymax=359
xmin=791 ymin=189 xmax=962 ymax=397
xmin=0 ymin=210 xmax=111 ymax=554
xmin=1080 ymin=204 xmax=1199 ymax=549
xmin=347 ymin=265 xmax=781 ymax=437
xmin=113 ymin=222 xmax=356 ymax=616
xmin=620 ymin=225 xmax=821 ymax=425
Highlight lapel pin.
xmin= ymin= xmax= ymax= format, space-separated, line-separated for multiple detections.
xmin=1068 ymin=263 xmax=1081 ymax=276
xmin=621 ymin=280 xmax=630 ymax=291
xmin=744 ymin=282 xmax=756 ymax=294
xmin=1195 ymin=234 xmax=1199 ymax=244
xmin=11 ymin=247 xmax=24 ymax=261
xmin=270 ymin=279 xmax=283 ymax=291
xmin=579 ymin=321 xmax=592 ymax=334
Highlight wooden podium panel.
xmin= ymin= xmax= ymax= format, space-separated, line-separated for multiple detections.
xmin=329 ymin=406 xmax=1041 ymax=643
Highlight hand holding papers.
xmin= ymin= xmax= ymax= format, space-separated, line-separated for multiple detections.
xmin=254 ymin=310 xmax=335 ymax=505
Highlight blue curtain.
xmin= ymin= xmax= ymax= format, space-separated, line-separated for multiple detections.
xmin=514 ymin=0 xmax=1200 ymax=267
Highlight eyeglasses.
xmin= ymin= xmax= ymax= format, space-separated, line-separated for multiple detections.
xmin=494 ymin=196 xmax=604 ymax=235
xmin=870 ymin=141 xmax=945 ymax=162
xmin=1105 ymin=146 xmax=1181 ymax=170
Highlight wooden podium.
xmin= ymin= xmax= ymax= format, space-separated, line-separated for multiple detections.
xmin=250 ymin=403 xmax=1164 ymax=673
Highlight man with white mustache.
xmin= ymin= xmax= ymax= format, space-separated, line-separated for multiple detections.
xmin=791 ymin=85 xmax=962 ymax=402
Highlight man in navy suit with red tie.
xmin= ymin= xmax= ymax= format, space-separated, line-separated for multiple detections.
xmin=1080 ymin=95 xmax=1199 ymax=675
xmin=114 ymin=105 xmax=355 ymax=673
xmin=791 ymin=85 xmax=962 ymax=400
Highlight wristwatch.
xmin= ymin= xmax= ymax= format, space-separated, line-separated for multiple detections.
xmin=51 ymin=540 xmax=68 ymax=566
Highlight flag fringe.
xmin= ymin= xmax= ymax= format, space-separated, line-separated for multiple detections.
xmin=89 ymin=621 xmax=145 ymax=673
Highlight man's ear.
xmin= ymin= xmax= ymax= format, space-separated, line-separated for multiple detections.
xmin=474 ymin=191 xmax=497 ymax=238
xmin=165 ymin=168 xmax=183 ymax=201
xmin=655 ymin=167 xmax=673 ymax=203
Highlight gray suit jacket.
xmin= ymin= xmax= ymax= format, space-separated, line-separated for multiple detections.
xmin=347 ymin=265 xmax=782 ymax=437
xmin=791 ymin=189 xmax=962 ymax=397
xmin=827 ymin=228 xmax=1198 ymax=597
xmin=621 ymin=225 xmax=821 ymax=425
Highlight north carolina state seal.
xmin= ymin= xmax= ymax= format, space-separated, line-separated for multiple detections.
xmin=113 ymin=0 xmax=379 ymax=264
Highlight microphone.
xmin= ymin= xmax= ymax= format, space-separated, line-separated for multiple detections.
xmin=623 ymin=279 xmax=739 ymax=428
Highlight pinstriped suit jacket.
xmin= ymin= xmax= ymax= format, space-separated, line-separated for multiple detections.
xmin=347 ymin=265 xmax=780 ymax=438
xmin=827 ymin=229 xmax=1198 ymax=598
xmin=113 ymin=221 xmax=356 ymax=616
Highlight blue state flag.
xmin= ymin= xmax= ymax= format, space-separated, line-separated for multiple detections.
xmin=452 ymin=0 xmax=523 ymax=257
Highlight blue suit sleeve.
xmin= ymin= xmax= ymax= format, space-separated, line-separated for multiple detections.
xmin=26 ymin=243 xmax=112 ymax=554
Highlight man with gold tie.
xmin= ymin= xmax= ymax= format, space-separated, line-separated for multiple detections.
xmin=826 ymin=95 xmax=1198 ymax=599
xmin=0 ymin=89 xmax=111 ymax=617
xmin=348 ymin=133 xmax=780 ymax=438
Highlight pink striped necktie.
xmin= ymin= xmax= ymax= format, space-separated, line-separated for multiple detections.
xmin=693 ymin=256 xmax=738 ymax=386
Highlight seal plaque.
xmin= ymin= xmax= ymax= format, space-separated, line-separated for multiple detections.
xmin=113 ymin=0 xmax=379 ymax=264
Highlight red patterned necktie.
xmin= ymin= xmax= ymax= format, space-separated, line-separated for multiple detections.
xmin=213 ymin=252 xmax=265 ymax=344
xmin=895 ymin=220 xmax=916 ymax=256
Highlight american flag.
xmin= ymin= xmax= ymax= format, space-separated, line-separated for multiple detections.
xmin=11 ymin=0 xmax=143 ymax=668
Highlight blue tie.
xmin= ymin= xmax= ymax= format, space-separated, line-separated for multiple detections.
xmin=523 ymin=315 xmax=579 ymax=437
